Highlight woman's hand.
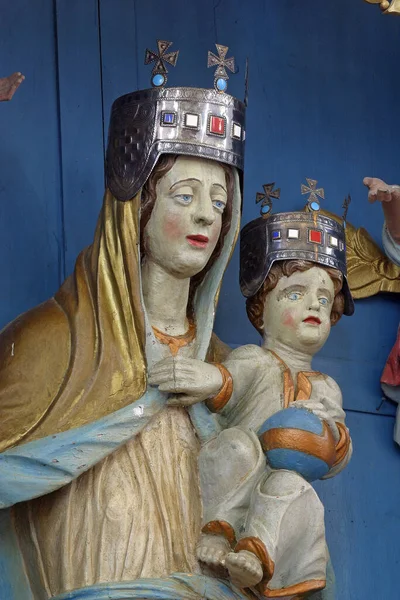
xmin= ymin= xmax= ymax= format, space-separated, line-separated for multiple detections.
xmin=148 ymin=356 xmax=223 ymax=406
xmin=293 ymin=400 xmax=340 ymax=443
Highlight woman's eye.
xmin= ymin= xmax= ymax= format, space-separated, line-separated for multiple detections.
xmin=212 ymin=200 xmax=226 ymax=212
xmin=174 ymin=194 xmax=193 ymax=204
xmin=319 ymin=297 xmax=329 ymax=306
xmin=288 ymin=292 xmax=301 ymax=301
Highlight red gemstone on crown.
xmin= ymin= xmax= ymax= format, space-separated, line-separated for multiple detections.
xmin=309 ymin=229 xmax=322 ymax=244
xmin=210 ymin=116 xmax=225 ymax=136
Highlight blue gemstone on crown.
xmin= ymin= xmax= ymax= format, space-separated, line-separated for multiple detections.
xmin=152 ymin=73 xmax=165 ymax=87
xmin=261 ymin=204 xmax=271 ymax=215
xmin=272 ymin=230 xmax=281 ymax=240
xmin=162 ymin=112 xmax=175 ymax=125
xmin=310 ymin=200 xmax=320 ymax=211
xmin=216 ymin=78 xmax=228 ymax=92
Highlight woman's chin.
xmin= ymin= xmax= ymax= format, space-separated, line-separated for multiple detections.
xmin=168 ymin=256 xmax=213 ymax=279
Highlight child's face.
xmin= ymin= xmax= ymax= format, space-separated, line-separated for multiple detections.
xmin=262 ymin=266 xmax=335 ymax=354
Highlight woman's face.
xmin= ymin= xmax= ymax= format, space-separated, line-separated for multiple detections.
xmin=144 ymin=156 xmax=228 ymax=278
xmin=262 ymin=266 xmax=335 ymax=354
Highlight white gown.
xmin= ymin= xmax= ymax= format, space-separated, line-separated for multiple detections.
xmin=200 ymin=346 xmax=352 ymax=598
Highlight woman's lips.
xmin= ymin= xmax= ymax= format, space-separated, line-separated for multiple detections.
xmin=186 ymin=234 xmax=209 ymax=248
xmin=303 ymin=316 xmax=321 ymax=325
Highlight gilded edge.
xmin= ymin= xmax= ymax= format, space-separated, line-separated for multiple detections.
xmin=312 ymin=208 xmax=400 ymax=298
xmin=364 ymin=0 xmax=400 ymax=15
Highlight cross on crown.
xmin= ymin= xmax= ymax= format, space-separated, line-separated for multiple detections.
xmin=256 ymin=183 xmax=281 ymax=218
xmin=145 ymin=40 xmax=179 ymax=88
xmin=301 ymin=178 xmax=325 ymax=211
xmin=207 ymin=44 xmax=236 ymax=92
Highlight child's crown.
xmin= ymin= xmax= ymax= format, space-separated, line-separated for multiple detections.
xmin=240 ymin=178 xmax=354 ymax=316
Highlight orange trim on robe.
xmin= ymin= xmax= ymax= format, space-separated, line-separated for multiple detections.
xmin=206 ymin=364 xmax=233 ymax=413
xmin=152 ymin=320 xmax=196 ymax=356
xmin=296 ymin=371 xmax=325 ymax=401
xmin=234 ymin=535 xmax=326 ymax=598
xmin=259 ymin=578 xmax=326 ymax=598
xmin=268 ymin=350 xmax=295 ymax=407
xmin=201 ymin=520 xmax=237 ymax=547
xmin=235 ymin=536 xmax=275 ymax=582
xmin=267 ymin=352 xmax=326 ymax=406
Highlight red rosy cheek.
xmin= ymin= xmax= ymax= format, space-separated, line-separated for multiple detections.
xmin=282 ymin=309 xmax=296 ymax=328
xmin=163 ymin=215 xmax=183 ymax=239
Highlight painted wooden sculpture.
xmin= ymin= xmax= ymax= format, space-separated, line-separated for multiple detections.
xmin=162 ymin=185 xmax=354 ymax=598
xmin=0 ymin=42 xmax=352 ymax=600
xmin=0 ymin=42 xmax=249 ymax=600
xmin=363 ymin=177 xmax=400 ymax=442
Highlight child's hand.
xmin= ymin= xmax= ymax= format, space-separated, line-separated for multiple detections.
xmin=293 ymin=400 xmax=340 ymax=443
xmin=148 ymin=356 xmax=223 ymax=406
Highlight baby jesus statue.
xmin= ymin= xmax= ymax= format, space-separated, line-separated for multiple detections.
xmin=150 ymin=191 xmax=354 ymax=598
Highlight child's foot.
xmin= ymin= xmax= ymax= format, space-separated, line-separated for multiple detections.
xmin=196 ymin=533 xmax=231 ymax=568
xmin=225 ymin=550 xmax=263 ymax=588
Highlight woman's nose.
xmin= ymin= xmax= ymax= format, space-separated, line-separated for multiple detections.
xmin=193 ymin=194 xmax=216 ymax=226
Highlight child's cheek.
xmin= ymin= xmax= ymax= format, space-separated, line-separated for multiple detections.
xmin=321 ymin=320 xmax=331 ymax=336
xmin=281 ymin=308 xmax=296 ymax=328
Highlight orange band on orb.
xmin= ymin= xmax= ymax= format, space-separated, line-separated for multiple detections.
xmin=259 ymin=421 xmax=337 ymax=468
xmin=333 ymin=422 xmax=351 ymax=466
xmin=206 ymin=363 xmax=233 ymax=413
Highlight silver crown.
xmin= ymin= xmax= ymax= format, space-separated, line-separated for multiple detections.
xmin=106 ymin=41 xmax=246 ymax=202
xmin=240 ymin=180 xmax=354 ymax=316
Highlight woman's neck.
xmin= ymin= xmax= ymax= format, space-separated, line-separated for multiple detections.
xmin=141 ymin=259 xmax=190 ymax=335
xmin=263 ymin=337 xmax=313 ymax=374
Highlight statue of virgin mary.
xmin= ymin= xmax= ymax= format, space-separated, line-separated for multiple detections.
xmin=0 ymin=56 xmax=248 ymax=600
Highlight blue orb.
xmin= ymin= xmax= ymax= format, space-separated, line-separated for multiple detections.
xmin=258 ymin=406 xmax=336 ymax=482
xmin=310 ymin=201 xmax=320 ymax=211
xmin=216 ymin=78 xmax=228 ymax=92
xmin=152 ymin=74 xmax=165 ymax=87
xmin=261 ymin=204 xmax=271 ymax=214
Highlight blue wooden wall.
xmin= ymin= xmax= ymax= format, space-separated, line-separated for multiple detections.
xmin=1 ymin=0 xmax=399 ymax=597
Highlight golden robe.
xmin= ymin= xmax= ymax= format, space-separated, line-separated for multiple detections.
xmin=0 ymin=177 xmax=240 ymax=598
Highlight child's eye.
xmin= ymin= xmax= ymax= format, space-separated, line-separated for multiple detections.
xmin=319 ymin=297 xmax=329 ymax=306
xmin=288 ymin=292 xmax=301 ymax=301
xmin=174 ymin=194 xmax=193 ymax=204
xmin=212 ymin=199 xmax=226 ymax=212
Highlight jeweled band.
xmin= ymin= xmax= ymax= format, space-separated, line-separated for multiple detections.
xmin=106 ymin=86 xmax=246 ymax=201
xmin=240 ymin=211 xmax=354 ymax=315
